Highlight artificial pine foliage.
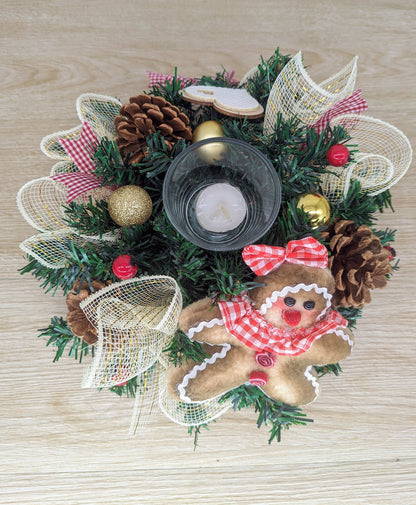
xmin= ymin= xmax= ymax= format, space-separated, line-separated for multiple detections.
xmin=38 ymin=317 xmax=94 ymax=362
xmin=19 ymin=47 xmax=400 ymax=444
xmin=221 ymin=384 xmax=313 ymax=444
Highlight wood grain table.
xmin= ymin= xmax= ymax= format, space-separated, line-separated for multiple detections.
xmin=1 ymin=1 xmax=415 ymax=503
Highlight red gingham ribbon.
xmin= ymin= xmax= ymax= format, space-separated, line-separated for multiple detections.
xmin=147 ymin=71 xmax=197 ymax=88
xmin=311 ymin=89 xmax=368 ymax=134
xmin=58 ymin=121 xmax=98 ymax=173
xmin=242 ymin=237 xmax=328 ymax=276
xmin=147 ymin=70 xmax=239 ymax=88
xmin=218 ymin=294 xmax=348 ymax=356
xmin=50 ymin=121 xmax=101 ymax=203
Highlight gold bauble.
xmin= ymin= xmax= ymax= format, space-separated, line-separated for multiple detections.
xmin=296 ymin=193 xmax=331 ymax=229
xmin=108 ymin=185 xmax=153 ymax=227
xmin=192 ymin=120 xmax=224 ymax=143
xmin=192 ymin=120 xmax=227 ymax=164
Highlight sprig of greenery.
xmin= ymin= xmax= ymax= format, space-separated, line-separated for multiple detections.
xmin=373 ymin=227 xmax=396 ymax=246
xmin=188 ymin=423 xmax=211 ymax=450
xmin=164 ymin=330 xmax=209 ymax=366
xmin=315 ymin=363 xmax=343 ymax=377
xmin=222 ymin=385 xmax=313 ymax=444
xmin=332 ymin=179 xmax=393 ymax=226
xmin=147 ymin=67 xmax=187 ymax=106
xmin=38 ymin=316 xmax=94 ymax=362
xmin=19 ymin=239 xmax=114 ymax=295
xmin=243 ymin=47 xmax=292 ymax=107
xmin=107 ymin=375 xmax=141 ymax=398
xmin=336 ymin=306 xmax=363 ymax=329
xmin=198 ymin=67 xmax=239 ymax=88
xmin=92 ymin=137 xmax=133 ymax=187
xmin=63 ymin=197 xmax=116 ymax=237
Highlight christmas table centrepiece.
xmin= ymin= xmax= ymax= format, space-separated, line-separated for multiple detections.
xmin=17 ymin=48 xmax=412 ymax=445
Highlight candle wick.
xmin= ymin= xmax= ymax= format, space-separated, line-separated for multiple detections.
xmin=220 ymin=205 xmax=232 ymax=222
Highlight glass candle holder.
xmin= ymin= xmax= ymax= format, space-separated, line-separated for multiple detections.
xmin=162 ymin=137 xmax=281 ymax=251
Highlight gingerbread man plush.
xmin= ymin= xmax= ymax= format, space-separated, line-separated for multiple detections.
xmin=167 ymin=237 xmax=354 ymax=406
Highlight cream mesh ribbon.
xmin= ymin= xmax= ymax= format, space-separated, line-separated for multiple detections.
xmin=19 ymin=230 xmax=106 ymax=269
xmin=80 ymin=276 xmax=183 ymax=389
xmin=263 ymin=51 xmax=358 ymax=134
xmin=130 ymin=362 xmax=232 ymax=434
xmin=78 ymin=276 xmax=231 ymax=432
xmin=262 ymin=53 xmax=412 ymax=200
xmin=17 ymin=94 xmax=123 ymax=266
xmin=16 ymin=176 xmax=117 ymax=268
xmin=40 ymin=93 xmax=122 ymax=159
xmin=320 ymin=114 xmax=413 ymax=202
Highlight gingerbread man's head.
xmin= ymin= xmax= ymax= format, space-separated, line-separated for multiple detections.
xmin=243 ymin=237 xmax=337 ymax=331
xmin=250 ymin=262 xmax=335 ymax=330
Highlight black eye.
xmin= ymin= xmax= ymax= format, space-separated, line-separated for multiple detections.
xmin=284 ymin=297 xmax=296 ymax=307
xmin=303 ymin=301 xmax=315 ymax=310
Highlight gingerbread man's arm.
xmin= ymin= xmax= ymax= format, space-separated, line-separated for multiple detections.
xmin=179 ymin=297 xmax=220 ymax=332
xmin=302 ymin=326 xmax=354 ymax=365
xmin=179 ymin=297 xmax=236 ymax=345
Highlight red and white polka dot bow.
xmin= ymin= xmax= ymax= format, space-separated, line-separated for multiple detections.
xmin=242 ymin=237 xmax=328 ymax=276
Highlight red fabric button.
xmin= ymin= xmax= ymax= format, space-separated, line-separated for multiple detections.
xmin=255 ymin=351 xmax=276 ymax=368
xmin=249 ymin=371 xmax=268 ymax=386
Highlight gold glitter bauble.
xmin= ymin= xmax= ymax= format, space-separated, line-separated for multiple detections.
xmin=108 ymin=185 xmax=153 ymax=227
xmin=296 ymin=193 xmax=331 ymax=229
xmin=192 ymin=120 xmax=227 ymax=164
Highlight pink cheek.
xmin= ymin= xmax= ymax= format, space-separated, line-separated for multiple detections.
xmin=301 ymin=308 xmax=321 ymax=324
xmin=272 ymin=299 xmax=287 ymax=310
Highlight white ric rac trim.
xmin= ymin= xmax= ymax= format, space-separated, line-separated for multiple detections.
xmin=259 ymin=283 xmax=332 ymax=320
xmin=332 ymin=328 xmax=354 ymax=348
xmin=178 ymin=343 xmax=232 ymax=403
xmin=304 ymin=365 xmax=320 ymax=403
xmin=186 ymin=318 xmax=224 ymax=339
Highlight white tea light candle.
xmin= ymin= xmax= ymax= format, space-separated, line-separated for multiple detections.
xmin=195 ymin=183 xmax=247 ymax=233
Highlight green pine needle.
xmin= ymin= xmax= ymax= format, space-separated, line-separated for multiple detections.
xmin=107 ymin=375 xmax=141 ymax=398
xmin=188 ymin=423 xmax=212 ymax=450
xmin=38 ymin=316 xmax=94 ymax=362
xmin=243 ymin=47 xmax=292 ymax=107
xmin=92 ymin=137 xmax=133 ymax=187
xmin=315 ymin=363 xmax=343 ymax=377
xmin=147 ymin=67 xmax=186 ymax=106
xmin=63 ymin=197 xmax=116 ymax=237
xmin=221 ymin=385 xmax=313 ymax=444
xmin=332 ymin=179 xmax=393 ymax=226
xmin=164 ymin=330 xmax=210 ymax=366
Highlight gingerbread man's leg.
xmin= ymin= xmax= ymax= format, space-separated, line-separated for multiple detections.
xmin=262 ymin=360 xmax=320 ymax=406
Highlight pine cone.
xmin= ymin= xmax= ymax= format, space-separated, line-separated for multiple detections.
xmin=322 ymin=220 xmax=392 ymax=308
xmin=66 ymin=279 xmax=107 ymax=345
xmin=115 ymin=94 xmax=192 ymax=164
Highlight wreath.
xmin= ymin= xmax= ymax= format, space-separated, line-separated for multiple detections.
xmin=17 ymin=48 xmax=412 ymax=445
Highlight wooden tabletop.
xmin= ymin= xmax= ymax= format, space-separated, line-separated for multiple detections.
xmin=1 ymin=1 xmax=415 ymax=503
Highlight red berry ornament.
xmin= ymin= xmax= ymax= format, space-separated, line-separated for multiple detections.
xmin=112 ymin=254 xmax=138 ymax=280
xmin=326 ymin=144 xmax=350 ymax=166
xmin=384 ymin=245 xmax=396 ymax=261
